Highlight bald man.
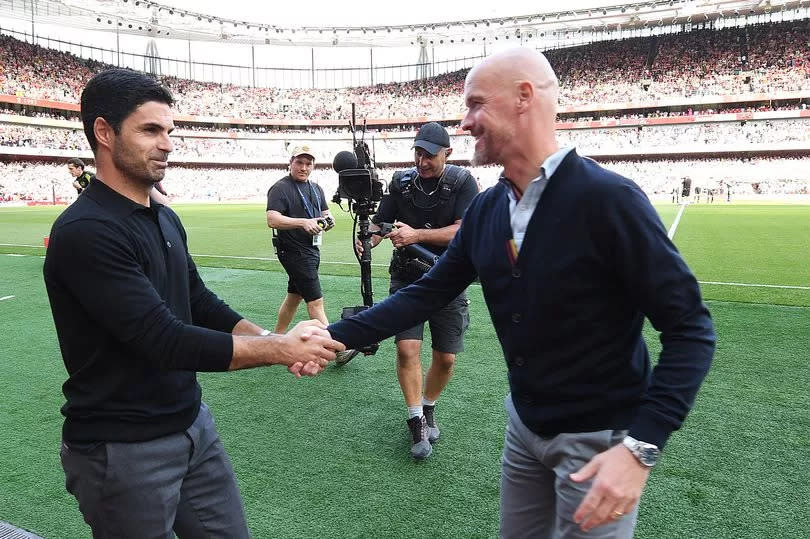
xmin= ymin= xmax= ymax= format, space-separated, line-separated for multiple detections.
xmin=327 ymin=48 xmax=715 ymax=538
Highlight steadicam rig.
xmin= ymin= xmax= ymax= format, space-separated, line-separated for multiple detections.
xmin=331 ymin=104 xmax=386 ymax=355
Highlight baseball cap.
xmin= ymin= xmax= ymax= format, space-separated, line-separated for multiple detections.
xmin=412 ymin=122 xmax=450 ymax=155
xmin=290 ymin=145 xmax=315 ymax=160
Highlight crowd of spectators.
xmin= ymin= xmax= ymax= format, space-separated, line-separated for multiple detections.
xmin=2 ymin=157 xmax=808 ymax=204
xmin=2 ymin=20 xmax=808 ymax=120
xmin=0 ymin=35 xmax=102 ymax=102
xmin=4 ymin=119 xmax=808 ymax=161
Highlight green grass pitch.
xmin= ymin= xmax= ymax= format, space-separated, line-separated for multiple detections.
xmin=0 ymin=201 xmax=808 ymax=538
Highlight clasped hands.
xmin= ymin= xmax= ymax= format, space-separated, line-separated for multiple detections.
xmin=277 ymin=320 xmax=345 ymax=378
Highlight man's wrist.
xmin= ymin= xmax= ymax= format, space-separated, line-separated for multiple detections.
xmin=622 ymin=435 xmax=660 ymax=467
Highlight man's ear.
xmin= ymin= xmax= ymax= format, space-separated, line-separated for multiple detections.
xmin=445 ymin=148 xmax=453 ymax=159
xmin=94 ymin=117 xmax=115 ymax=152
xmin=516 ymin=80 xmax=534 ymax=112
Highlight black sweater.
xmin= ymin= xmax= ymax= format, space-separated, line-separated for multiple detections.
xmin=44 ymin=180 xmax=241 ymax=443
xmin=329 ymin=150 xmax=715 ymax=449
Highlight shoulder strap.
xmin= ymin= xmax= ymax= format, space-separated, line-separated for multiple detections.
xmin=393 ymin=168 xmax=418 ymax=202
xmin=437 ymin=165 xmax=471 ymax=204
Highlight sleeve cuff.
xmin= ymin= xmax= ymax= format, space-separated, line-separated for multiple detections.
xmin=628 ymin=409 xmax=676 ymax=450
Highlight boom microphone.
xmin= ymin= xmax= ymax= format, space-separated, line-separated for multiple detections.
xmin=333 ymin=151 xmax=358 ymax=173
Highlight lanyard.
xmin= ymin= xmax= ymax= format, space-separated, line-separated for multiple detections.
xmin=296 ymin=182 xmax=321 ymax=218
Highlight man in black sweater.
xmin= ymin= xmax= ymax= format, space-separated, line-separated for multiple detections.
xmin=44 ymin=69 xmax=343 ymax=538
xmin=328 ymin=49 xmax=715 ymax=538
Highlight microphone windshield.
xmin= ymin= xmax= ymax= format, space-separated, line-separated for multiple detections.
xmin=333 ymin=151 xmax=358 ymax=173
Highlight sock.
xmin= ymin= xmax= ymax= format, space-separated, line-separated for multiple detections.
xmin=407 ymin=405 xmax=423 ymax=419
xmin=422 ymin=397 xmax=436 ymax=407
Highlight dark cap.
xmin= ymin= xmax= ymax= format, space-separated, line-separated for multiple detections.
xmin=412 ymin=122 xmax=450 ymax=155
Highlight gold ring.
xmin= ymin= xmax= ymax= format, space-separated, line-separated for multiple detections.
xmin=611 ymin=511 xmax=625 ymax=519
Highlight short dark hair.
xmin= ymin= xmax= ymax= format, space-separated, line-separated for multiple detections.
xmin=80 ymin=69 xmax=174 ymax=153
xmin=67 ymin=157 xmax=85 ymax=169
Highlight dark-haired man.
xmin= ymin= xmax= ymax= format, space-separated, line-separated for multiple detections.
xmin=66 ymin=157 xmax=94 ymax=195
xmin=44 ymin=69 xmax=343 ymax=538
xmin=357 ymin=122 xmax=478 ymax=459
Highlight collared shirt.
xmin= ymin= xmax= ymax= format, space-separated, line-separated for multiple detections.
xmin=500 ymin=146 xmax=575 ymax=252
xmin=43 ymin=179 xmax=242 ymax=443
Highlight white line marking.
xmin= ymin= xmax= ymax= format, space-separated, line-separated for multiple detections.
xmin=0 ymin=295 xmax=15 ymax=301
xmin=189 ymin=252 xmax=388 ymax=267
xmin=0 ymin=244 xmax=806 ymax=289
xmin=6 ymin=254 xmax=24 ymax=257
xmin=0 ymin=243 xmax=41 ymax=248
xmin=668 ymin=203 xmax=687 ymax=240
xmin=698 ymin=281 xmax=810 ymax=290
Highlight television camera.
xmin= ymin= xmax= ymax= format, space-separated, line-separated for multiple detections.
xmin=331 ymin=105 xmax=386 ymax=354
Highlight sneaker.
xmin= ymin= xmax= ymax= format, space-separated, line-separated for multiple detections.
xmin=423 ymin=404 xmax=440 ymax=443
xmin=334 ymin=349 xmax=359 ymax=366
xmin=406 ymin=415 xmax=433 ymax=459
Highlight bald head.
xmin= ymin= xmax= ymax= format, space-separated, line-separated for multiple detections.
xmin=461 ymin=47 xmax=561 ymax=178
xmin=467 ymin=48 xmax=559 ymax=104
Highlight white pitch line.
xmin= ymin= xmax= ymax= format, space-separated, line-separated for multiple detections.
xmin=0 ymin=295 xmax=15 ymax=301
xmin=1 ymin=245 xmax=807 ymax=289
xmin=699 ymin=280 xmax=810 ymax=290
xmin=0 ymin=243 xmax=41 ymax=248
xmin=668 ymin=203 xmax=687 ymax=240
xmin=189 ymin=252 xmax=388 ymax=267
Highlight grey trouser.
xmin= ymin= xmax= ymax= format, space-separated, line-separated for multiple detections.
xmin=60 ymin=402 xmax=250 ymax=539
xmin=500 ymin=395 xmax=638 ymax=539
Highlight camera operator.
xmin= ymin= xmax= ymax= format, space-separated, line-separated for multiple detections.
xmin=357 ymin=122 xmax=479 ymax=459
xmin=267 ymin=145 xmax=357 ymax=363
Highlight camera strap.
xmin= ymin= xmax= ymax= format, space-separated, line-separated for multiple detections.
xmin=437 ymin=165 xmax=466 ymax=205
xmin=395 ymin=169 xmax=418 ymax=203
xmin=397 ymin=165 xmax=467 ymax=206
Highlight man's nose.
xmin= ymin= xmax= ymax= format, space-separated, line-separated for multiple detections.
xmin=460 ymin=112 xmax=472 ymax=132
xmin=160 ymin=133 xmax=173 ymax=153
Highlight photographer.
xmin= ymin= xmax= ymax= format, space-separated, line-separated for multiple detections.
xmin=267 ymin=146 xmax=357 ymax=363
xmin=358 ymin=122 xmax=478 ymax=459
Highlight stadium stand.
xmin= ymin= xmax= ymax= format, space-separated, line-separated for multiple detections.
xmin=1 ymin=19 xmax=808 ymax=203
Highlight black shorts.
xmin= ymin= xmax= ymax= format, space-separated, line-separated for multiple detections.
xmin=390 ymin=277 xmax=469 ymax=354
xmin=277 ymin=246 xmax=322 ymax=302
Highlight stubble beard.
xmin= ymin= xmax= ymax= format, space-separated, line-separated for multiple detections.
xmin=471 ymin=126 xmax=512 ymax=167
xmin=112 ymin=140 xmax=165 ymax=186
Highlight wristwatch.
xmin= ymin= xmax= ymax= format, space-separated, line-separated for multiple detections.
xmin=622 ymin=435 xmax=660 ymax=467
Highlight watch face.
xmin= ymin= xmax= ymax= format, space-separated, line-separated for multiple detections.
xmin=639 ymin=445 xmax=661 ymax=466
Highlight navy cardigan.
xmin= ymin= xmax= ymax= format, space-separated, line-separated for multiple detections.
xmin=329 ymin=150 xmax=715 ymax=449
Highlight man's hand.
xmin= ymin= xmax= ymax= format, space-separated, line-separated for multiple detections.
xmin=300 ymin=218 xmax=322 ymax=236
xmin=278 ymin=320 xmax=344 ymax=377
xmin=570 ymin=443 xmax=650 ymax=532
xmin=387 ymin=221 xmax=421 ymax=248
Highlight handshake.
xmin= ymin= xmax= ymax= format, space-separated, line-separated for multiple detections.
xmin=265 ymin=320 xmax=350 ymax=378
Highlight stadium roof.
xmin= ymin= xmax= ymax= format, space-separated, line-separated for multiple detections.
xmin=0 ymin=0 xmax=804 ymax=47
